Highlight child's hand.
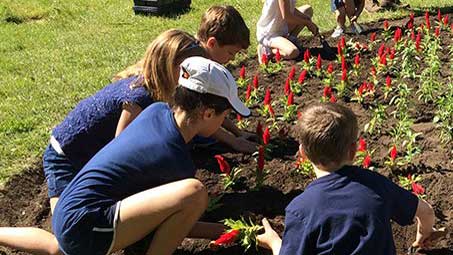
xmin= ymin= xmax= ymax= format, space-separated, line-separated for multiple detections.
xmin=257 ymin=218 xmax=282 ymax=252
xmin=412 ymin=227 xmax=447 ymax=249
xmin=231 ymin=136 xmax=258 ymax=154
xmin=239 ymin=131 xmax=259 ymax=143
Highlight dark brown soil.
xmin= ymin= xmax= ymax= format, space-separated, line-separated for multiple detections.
xmin=0 ymin=13 xmax=452 ymax=255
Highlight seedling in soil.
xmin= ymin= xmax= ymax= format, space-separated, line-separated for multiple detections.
xmin=398 ymin=174 xmax=426 ymax=199
xmin=254 ymin=145 xmax=268 ymax=190
xmin=215 ymin=217 xmax=264 ymax=251
xmin=292 ymin=69 xmax=307 ymax=95
xmin=279 ymin=92 xmax=297 ymax=123
xmin=236 ymin=114 xmax=250 ymax=130
xmin=364 ymin=103 xmax=387 ymax=135
xmin=214 ymin=155 xmax=243 ymax=190
xmin=323 ymin=63 xmax=335 ymax=86
xmin=294 ymin=152 xmax=315 ymax=177
xmin=382 ymin=75 xmax=393 ymax=100
xmin=335 ymin=69 xmax=349 ymax=98
xmin=260 ymin=50 xmax=283 ymax=75
xmin=351 ymin=81 xmax=375 ymax=104
xmin=237 ymin=65 xmax=249 ymax=88
xmin=433 ymin=82 xmax=453 ymax=144
xmin=302 ymin=49 xmax=315 ymax=72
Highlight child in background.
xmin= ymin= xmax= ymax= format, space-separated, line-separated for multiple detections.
xmin=331 ymin=0 xmax=365 ymax=38
xmin=0 ymin=56 xmax=250 ymax=255
xmin=257 ymin=103 xmax=437 ymax=255
xmin=256 ymin=0 xmax=320 ymax=62
xmin=196 ymin=5 xmax=259 ymax=153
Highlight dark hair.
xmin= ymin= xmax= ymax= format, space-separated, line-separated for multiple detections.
xmin=197 ymin=5 xmax=250 ymax=49
xmin=295 ymin=103 xmax=358 ymax=167
xmin=172 ymin=86 xmax=231 ymax=118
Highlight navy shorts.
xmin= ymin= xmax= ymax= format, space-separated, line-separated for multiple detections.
xmin=42 ymin=144 xmax=79 ymax=197
xmin=53 ymin=202 xmax=120 ymax=255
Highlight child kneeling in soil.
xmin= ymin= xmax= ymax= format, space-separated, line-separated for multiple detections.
xmin=257 ymin=103 xmax=437 ymax=255
xmin=331 ymin=0 xmax=365 ymax=38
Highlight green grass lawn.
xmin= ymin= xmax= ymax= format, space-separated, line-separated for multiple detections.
xmin=0 ymin=0 xmax=451 ymax=182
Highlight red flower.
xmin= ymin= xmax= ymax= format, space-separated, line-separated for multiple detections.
xmin=371 ymin=66 xmax=376 ymax=76
xmin=214 ymin=229 xmax=240 ymax=245
xmin=337 ymin=41 xmax=343 ymax=56
xmin=297 ymin=111 xmax=302 ymax=119
xmin=370 ymin=32 xmax=376 ymax=42
xmin=287 ymin=91 xmax=294 ymax=106
xmin=341 ymin=69 xmax=347 ymax=82
xmin=437 ymin=9 xmax=441 ymax=22
xmin=236 ymin=114 xmax=242 ymax=121
xmin=253 ymin=74 xmax=259 ymax=89
xmin=415 ymin=32 xmax=422 ymax=51
xmin=289 ymin=66 xmax=296 ymax=80
xmin=341 ymin=56 xmax=347 ymax=71
xmin=323 ymin=86 xmax=332 ymax=98
xmin=298 ymin=69 xmax=307 ymax=84
xmin=327 ymin=63 xmax=334 ymax=74
xmin=384 ymin=20 xmax=389 ymax=30
xmin=435 ymin=27 xmax=440 ymax=37
xmin=245 ymin=84 xmax=252 ymax=100
xmin=390 ymin=145 xmax=397 ymax=161
xmin=263 ymin=127 xmax=270 ymax=145
xmin=340 ymin=36 xmax=346 ymax=49
xmin=389 ymin=48 xmax=395 ymax=60
xmin=443 ymin=15 xmax=449 ymax=26
xmin=362 ymin=154 xmax=371 ymax=168
xmin=256 ymin=122 xmax=263 ymax=137
xmin=354 ymin=54 xmax=360 ymax=67
xmin=264 ymin=88 xmax=271 ymax=105
xmin=268 ymin=104 xmax=275 ymax=117
xmin=394 ymin=28 xmax=402 ymax=42
xmin=275 ymin=49 xmax=281 ymax=63
xmin=316 ymin=54 xmax=322 ymax=70
xmin=358 ymin=82 xmax=367 ymax=96
xmin=425 ymin=11 xmax=430 ymax=29
xmin=258 ymin=146 xmax=265 ymax=171
xmin=329 ymin=94 xmax=337 ymax=103
xmin=411 ymin=182 xmax=425 ymax=195
xmin=239 ymin=65 xmax=246 ymax=79
xmin=358 ymin=137 xmax=367 ymax=152
xmin=380 ymin=53 xmax=387 ymax=66
xmin=410 ymin=29 xmax=415 ymax=41
xmin=386 ymin=75 xmax=392 ymax=88
xmin=261 ymin=53 xmax=268 ymax=65
xmin=284 ymin=78 xmax=291 ymax=96
xmin=304 ymin=49 xmax=310 ymax=63
xmin=378 ymin=43 xmax=385 ymax=57
xmin=214 ymin=155 xmax=231 ymax=175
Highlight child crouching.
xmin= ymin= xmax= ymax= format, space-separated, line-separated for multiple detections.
xmin=257 ymin=103 xmax=438 ymax=255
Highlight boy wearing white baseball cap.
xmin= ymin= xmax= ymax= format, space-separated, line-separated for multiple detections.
xmin=49 ymin=56 xmax=248 ymax=255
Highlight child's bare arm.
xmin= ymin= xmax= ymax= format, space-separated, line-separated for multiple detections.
xmin=115 ymin=103 xmax=143 ymax=137
xmin=278 ymin=0 xmax=319 ymax=35
xmin=412 ymin=199 xmax=435 ymax=248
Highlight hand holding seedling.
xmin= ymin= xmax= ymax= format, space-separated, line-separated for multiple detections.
xmin=257 ymin=218 xmax=282 ymax=255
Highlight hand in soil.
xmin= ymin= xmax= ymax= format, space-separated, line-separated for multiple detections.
xmin=411 ymin=227 xmax=447 ymax=251
xmin=231 ymin=136 xmax=259 ymax=154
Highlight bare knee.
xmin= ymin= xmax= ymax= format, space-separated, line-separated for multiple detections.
xmin=180 ymin=179 xmax=208 ymax=210
xmin=283 ymin=47 xmax=300 ymax=60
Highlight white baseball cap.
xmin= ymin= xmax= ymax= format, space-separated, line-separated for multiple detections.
xmin=178 ymin=56 xmax=250 ymax=116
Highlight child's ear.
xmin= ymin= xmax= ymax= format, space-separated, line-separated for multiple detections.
xmin=206 ymin=37 xmax=218 ymax=48
xmin=202 ymin=108 xmax=215 ymax=120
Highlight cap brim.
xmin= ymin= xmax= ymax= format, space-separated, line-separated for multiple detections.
xmin=229 ymin=95 xmax=250 ymax=117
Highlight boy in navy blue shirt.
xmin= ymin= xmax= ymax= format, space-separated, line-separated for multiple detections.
xmin=257 ymin=103 xmax=438 ymax=255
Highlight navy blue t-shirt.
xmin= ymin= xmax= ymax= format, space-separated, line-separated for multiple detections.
xmin=52 ymin=103 xmax=196 ymax=247
xmin=279 ymin=165 xmax=418 ymax=255
xmin=52 ymin=76 xmax=154 ymax=169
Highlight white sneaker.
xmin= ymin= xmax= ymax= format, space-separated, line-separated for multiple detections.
xmin=331 ymin=27 xmax=344 ymax=38
xmin=351 ymin=22 xmax=363 ymax=34
xmin=257 ymin=43 xmax=271 ymax=64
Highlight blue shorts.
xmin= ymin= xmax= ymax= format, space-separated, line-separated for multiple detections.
xmin=53 ymin=202 xmax=120 ymax=255
xmin=42 ymin=144 xmax=79 ymax=198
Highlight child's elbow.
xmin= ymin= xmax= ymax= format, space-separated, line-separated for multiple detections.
xmin=416 ymin=199 xmax=434 ymax=219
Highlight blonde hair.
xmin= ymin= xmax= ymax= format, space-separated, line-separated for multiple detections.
xmin=295 ymin=103 xmax=358 ymax=167
xmin=113 ymin=29 xmax=206 ymax=102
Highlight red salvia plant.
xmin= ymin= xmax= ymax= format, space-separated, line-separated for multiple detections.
xmin=237 ymin=65 xmax=249 ymax=88
xmin=353 ymin=54 xmax=360 ymax=76
xmin=215 ymin=155 xmax=242 ymax=190
xmin=260 ymin=51 xmax=283 ymax=75
xmin=383 ymin=75 xmax=393 ymax=99
xmin=281 ymin=91 xmax=297 ymax=122
xmin=284 ymin=78 xmax=291 ymax=96
xmin=245 ymin=84 xmax=252 ymax=101
xmin=384 ymin=20 xmax=389 ymax=30
xmin=370 ymin=32 xmax=377 ymax=42
xmin=407 ymin=13 xmax=414 ymax=30
xmin=394 ymin=27 xmax=402 ymax=43
xmin=383 ymin=20 xmax=392 ymax=40
xmin=303 ymin=49 xmax=312 ymax=71
xmin=261 ymin=53 xmax=268 ymax=66
xmin=255 ymin=145 xmax=268 ymax=189
xmin=252 ymin=74 xmax=259 ymax=89
xmin=256 ymin=121 xmax=263 ymax=138
xmin=398 ymin=174 xmax=426 ymax=199
xmin=442 ymin=15 xmax=449 ymax=27
xmin=337 ymin=41 xmax=343 ymax=62
xmin=324 ymin=63 xmax=335 ymax=86
xmin=292 ymin=69 xmax=307 ymax=95
xmin=435 ymin=27 xmax=440 ymax=38
xmin=335 ymin=69 xmax=348 ymax=98
xmin=330 ymin=94 xmax=337 ymax=103
xmin=213 ymin=229 xmax=240 ymax=247
xmin=425 ymin=11 xmax=431 ymax=31
xmin=262 ymin=127 xmax=270 ymax=145
xmin=362 ymin=154 xmax=372 ymax=168
xmin=385 ymin=145 xmax=399 ymax=168
xmin=212 ymin=217 xmax=263 ymax=251
xmin=321 ymin=86 xmax=333 ymax=102
xmin=341 ymin=55 xmax=347 ymax=72
xmin=288 ymin=66 xmax=296 ymax=80
xmin=410 ymin=29 xmax=415 ymax=41
xmin=354 ymin=137 xmax=374 ymax=169
xmin=294 ymin=152 xmax=315 ymax=177
xmin=263 ymin=88 xmax=271 ymax=105
xmin=275 ymin=49 xmax=281 ymax=63
xmin=315 ymin=54 xmax=322 ymax=77
xmin=415 ymin=31 xmax=422 ymax=51
xmin=236 ymin=114 xmax=249 ymax=129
